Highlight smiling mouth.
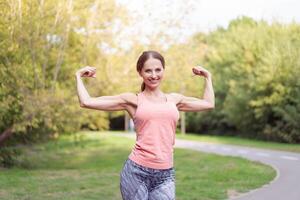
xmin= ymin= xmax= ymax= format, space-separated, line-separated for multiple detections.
xmin=149 ymin=79 xmax=159 ymax=83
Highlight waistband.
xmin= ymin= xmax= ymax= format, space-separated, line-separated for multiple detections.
xmin=127 ymin=158 xmax=174 ymax=173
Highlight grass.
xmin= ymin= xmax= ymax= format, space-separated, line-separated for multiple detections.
xmin=0 ymin=131 xmax=276 ymax=200
xmin=174 ymin=132 xmax=300 ymax=153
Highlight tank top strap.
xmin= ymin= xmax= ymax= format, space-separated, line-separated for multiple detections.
xmin=136 ymin=92 xmax=144 ymax=106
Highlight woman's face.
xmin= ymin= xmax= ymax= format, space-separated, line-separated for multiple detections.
xmin=139 ymin=57 xmax=164 ymax=89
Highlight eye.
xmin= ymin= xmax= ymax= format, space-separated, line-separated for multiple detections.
xmin=156 ymin=69 xmax=162 ymax=72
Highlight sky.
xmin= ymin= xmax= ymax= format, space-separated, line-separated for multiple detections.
xmin=114 ymin=0 xmax=300 ymax=46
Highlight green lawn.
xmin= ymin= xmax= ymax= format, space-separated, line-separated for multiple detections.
xmin=0 ymin=131 xmax=276 ymax=200
xmin=174 ymin=132 xmax=300 ymax=153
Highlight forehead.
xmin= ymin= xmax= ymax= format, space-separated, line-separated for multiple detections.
xmin=143 ymin=57 xmax=163 ymax=69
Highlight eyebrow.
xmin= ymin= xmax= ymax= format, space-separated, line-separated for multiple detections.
xmin=144 ymin=67 xmax=162 ymax=70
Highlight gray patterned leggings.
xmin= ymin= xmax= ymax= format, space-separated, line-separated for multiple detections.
xmin=120 ymin=158 xmax=176 ymax=200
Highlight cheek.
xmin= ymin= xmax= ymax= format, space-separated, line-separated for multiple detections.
xmin=158 ymin=71 xmax=164 ymax=77
xmin=144 ymin=73 xmax=152 ymax=78
xmin=141 ymin=73 xmax=150 ymax=80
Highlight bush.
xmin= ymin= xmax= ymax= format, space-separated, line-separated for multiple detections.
xmin=0 ymin=147 xmax=21 ymax=168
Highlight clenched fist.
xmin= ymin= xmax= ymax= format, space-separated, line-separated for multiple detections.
xmin=75 ymin=66 xmax=96 ymax=78
xmin=192 ymin=66 xmax=211 ymax=78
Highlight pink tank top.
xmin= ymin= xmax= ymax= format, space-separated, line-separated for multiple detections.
xmin=128 ymin=92 xmax=180 ymax=169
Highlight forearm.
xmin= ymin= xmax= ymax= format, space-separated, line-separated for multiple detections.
xmin=202 ymin=75 xmax=215 ymax=107
xmin=75 ymin=75 xmax=91 ymax=106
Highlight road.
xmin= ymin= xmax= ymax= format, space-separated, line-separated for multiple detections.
xmin=114 ymin=133 xmax=300 ymax=200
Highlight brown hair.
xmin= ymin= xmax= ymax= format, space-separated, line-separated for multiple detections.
xmin=136 ymin=50 xmax=165 ymax=91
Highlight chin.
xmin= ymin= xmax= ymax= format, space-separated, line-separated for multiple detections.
xmin=146 ymin=83 xmax=160 ymax=89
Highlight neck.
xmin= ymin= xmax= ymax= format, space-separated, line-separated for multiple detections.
xmin=143 ymin=87 xmax=163 ymax=97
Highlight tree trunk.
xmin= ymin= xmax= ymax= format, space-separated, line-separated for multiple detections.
xmin=125 ymin=112 xmax=129 ymax=132
xmin=0 ymin=127 xmax=14 ymax=146
xmin=180 ymin=84 xmax=186 ymax=135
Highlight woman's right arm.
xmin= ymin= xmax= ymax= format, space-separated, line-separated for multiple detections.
xmin=75 ymin=66 xmax=133 ymax=111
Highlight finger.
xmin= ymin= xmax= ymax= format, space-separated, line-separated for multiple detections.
xmin=194 ymin=67 xmax=206 ymax=73
xmin=192 ymin=67 xmax=198 ymax=72
xmin=90 ymin=69 xmax=96 ymax=73
xmin=89 ymin=70 xmax=96 ymax=77
xmin=87 ymin=71 xmax=94 ymax=76
xmin=192 ymin=68 xmax=201 ymax=74
xmin=88 ymin=66 xmax=96 ymax=70
xmin=195 ymin=66 xmax=205 ymax=71
xmin=193 ymin=67 xmax=202 ymax=72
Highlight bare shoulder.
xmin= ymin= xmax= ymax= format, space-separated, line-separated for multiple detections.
xmin=167 ymin=92 xmax=184 ymax=104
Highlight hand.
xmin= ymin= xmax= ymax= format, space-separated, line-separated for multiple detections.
xmin=192 ymin=66 xmax=211 ymax=78
xmin=75 ymin=66 xmax=96 ymax=78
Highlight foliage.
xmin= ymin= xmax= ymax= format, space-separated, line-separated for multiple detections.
xmin=187 ymin=17 xmax=300 ymax=143
xmin=0 ymin=0 xmax=126 ymax=146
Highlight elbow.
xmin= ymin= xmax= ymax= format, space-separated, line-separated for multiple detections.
xmin=79 ymin=100 xmax=89 ymax=108
xmin=207 ymin=103 xmax=215 ymax=110
xmin=80 ymin=102 xmax=86 ymax=108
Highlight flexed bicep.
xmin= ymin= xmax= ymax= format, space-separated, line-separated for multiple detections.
xmin=172 ymin=93 xmax=214 ymax=112
xmin=81 ymin=93 xmax=133 ymax=111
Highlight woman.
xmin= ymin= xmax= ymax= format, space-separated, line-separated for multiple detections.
xmin=75 ymin=50 xmax=215 ymax=200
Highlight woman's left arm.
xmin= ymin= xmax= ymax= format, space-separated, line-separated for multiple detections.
xmin=173 ymin=66 xmax=215 ymax=112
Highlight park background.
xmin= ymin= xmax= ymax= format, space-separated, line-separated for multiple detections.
xmin=0 ymin=0 xmax=300 ymax=199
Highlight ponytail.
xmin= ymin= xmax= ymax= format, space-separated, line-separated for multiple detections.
xmin=141 ymin=82 xmax=145 ymax=92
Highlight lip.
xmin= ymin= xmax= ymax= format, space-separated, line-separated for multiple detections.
xmin=149 ymin=79 xmax=159 ymax=84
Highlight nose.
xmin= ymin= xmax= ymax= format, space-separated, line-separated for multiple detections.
xmin=151 ymin=72 xmax=158 ymax=79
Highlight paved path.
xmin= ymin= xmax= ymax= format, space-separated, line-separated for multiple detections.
xmin=113 ymin=133 xmax=300 ymax=200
